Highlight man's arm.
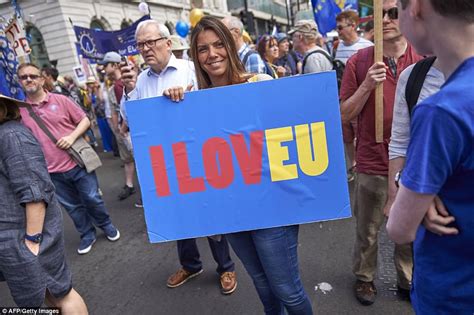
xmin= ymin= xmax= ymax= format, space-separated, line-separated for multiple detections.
xmin=384 ymin=157 xmax=405 ymax=216
xmin=56 ymin=116 xmax=90 ymax=149
xmin=340 ymin=62 xmax=387 ymax=122
xmin=386 ymin=184 xmax=435 ymax=244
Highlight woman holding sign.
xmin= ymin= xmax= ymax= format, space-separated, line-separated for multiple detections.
xmin=167 ymin=16 xmax=313 ymax=315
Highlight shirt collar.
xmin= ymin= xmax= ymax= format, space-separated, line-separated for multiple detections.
xmin=238 ymin=43 xmax=248 ymax=56
xmin=27 ymin=90 xmax=51 ymax=106
xmin=147 ymin=54 xmax=179 ymax=77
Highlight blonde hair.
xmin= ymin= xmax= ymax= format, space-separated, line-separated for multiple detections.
xmin=190 ymin=16 xmax=247 ymax=90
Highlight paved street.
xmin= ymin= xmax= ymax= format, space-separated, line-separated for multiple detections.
xmin=0 ymin=150 xmax=414 ymax=315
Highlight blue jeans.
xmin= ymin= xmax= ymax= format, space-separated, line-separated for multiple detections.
xmin=178 ymin=236 xmax=235 ymax=274
xmin=50 ymin=166 xmax=113 ymax=242
xmin=227 ymin=226 xmax=312 ymax=315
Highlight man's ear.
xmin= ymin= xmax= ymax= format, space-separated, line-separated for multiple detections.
xmin=410 ymin=0 xmax=423 ymax=20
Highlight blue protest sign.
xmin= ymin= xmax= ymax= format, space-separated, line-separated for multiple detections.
xmin=73 ymin=15 xmax=150 ymax=61
xmin=127 ymin=72 xmax=351 ymax=243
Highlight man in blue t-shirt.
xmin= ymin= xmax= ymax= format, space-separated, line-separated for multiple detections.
xmin=387 ymin=0 xmax=474 ymax=314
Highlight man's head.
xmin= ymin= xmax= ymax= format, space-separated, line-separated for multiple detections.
xmin=289 ymin=20 xmax=321 ymax=54
xmin=363 ymin=20 xmax=374 ymax=42
xmin=100 ymin=51 xmax=122 ymax=79
xmin=18 ymin=63 xmax=45 ymax=97
xmin=135 ymin=20 xmax=172 ymax=73
xmin=336 ymin=10 xmax=359 ymax=43
xmin=221 ymin=16 xmax=244 ymax=48
xmin=63 ymin=75 xmax=75 ymax=89
xmin=275 ymin=33 xmax=290 ymax=55
xmin=170 ymin=35 xmax=190 ymax=59
xmin=41 ymin=66 xmax=58 ymax=92
xmin=398 ymin=0 xmax=474 ymax=56
xmin=381 ymin=0 xmax=403 ymax=42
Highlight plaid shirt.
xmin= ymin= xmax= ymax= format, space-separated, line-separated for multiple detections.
xmin=238 ymin=44 xmax=266 ymax=74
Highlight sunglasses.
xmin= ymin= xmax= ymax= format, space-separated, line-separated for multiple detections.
xmin=336 ymin=24 xmax=352 ymax=31
xmin=19 ymin=74 xmax=41 ymax=81
xmin=382 ymin=7 xmax=398 ymax=20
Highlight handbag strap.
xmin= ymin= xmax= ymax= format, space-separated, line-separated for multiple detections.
xmin=19 ymin=104 xmax=59 ymax=144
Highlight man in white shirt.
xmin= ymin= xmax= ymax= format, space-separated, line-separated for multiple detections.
xmin=335 ymin=11 xmax=374 ymax=182
xmin=335 ymin=11 xmax=374 ymax=65
xmin=120 ymin=19 xmax=237 ymax=295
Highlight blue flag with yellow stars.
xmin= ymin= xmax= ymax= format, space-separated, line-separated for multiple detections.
xmin=311 ymin=0 xmax=342 ymax=35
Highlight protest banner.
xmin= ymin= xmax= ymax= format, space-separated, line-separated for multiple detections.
xmin=126 ymin=72 xmax=351 ymax=243
xmin=4 ymin=17 xmax=30 ymax=57
xmin=73 ymin=15 xmax=150 ymax=61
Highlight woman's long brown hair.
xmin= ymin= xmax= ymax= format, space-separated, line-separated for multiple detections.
xmin=189 ymin=16 xmax=248 ymax=90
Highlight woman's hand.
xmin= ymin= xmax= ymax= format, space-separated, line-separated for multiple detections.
xmin=25 ymin=239 xmax=40 ymax=256
xmin=276 ymin=66 xmax=286 ymax=77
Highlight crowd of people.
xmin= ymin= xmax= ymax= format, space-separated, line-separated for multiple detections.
xmin=0 ymin=0 xmax=473 ymax=314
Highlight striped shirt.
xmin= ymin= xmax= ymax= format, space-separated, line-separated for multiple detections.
xmin=238 ymin=44 xmax=266 ymax=74
xmin=335 ymin=37 xmax=373 ymax=65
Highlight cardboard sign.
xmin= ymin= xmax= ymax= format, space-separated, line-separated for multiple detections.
xmin=73 ymin=66 xmax=86 ymax=84
xmin=5 ymin=18 xmax=31 ymax=57
xmin=127 ymin=72 xmax=351 ymax=243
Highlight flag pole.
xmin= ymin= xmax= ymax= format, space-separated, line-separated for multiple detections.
xmin=374 ymin=0 xmax=384 ymax=143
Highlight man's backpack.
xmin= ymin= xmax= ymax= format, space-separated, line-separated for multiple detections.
xmin=405 ymin=56 xmax=436 ymax=118
xmin=302 ymin=49 xmax=345 ymax=89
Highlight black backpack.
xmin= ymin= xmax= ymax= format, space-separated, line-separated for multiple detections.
xmin=405 ymin=56 xmax=437 ymax=118
xmin=302 ymin=49 xmax=345 ymax=89
xmin=242 ymin=50 xmax=276 ymax=78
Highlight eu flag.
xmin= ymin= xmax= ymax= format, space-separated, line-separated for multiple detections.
xmin=311 ymin=0 xmax=342 ymax=36
xmin=0 ymin=26 xmax=25 ymax=100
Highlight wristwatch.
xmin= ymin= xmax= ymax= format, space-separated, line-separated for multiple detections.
xmin=25 ymin=233 xmax=43 ymax=244
xmin=395 ymin=170 xmax=402 ymax=188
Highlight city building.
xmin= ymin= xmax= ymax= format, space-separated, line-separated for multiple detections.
xmin=0 ymin=0 xmax=228 ymax=77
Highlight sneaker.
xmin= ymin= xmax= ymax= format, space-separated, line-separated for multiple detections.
xmin=103 ymin=225 xmax=121 ymax=242
xmin=397 ymin=286 xmax=411 ymax=302
xmin=134 ymin=198 xmax=143 ymax=208
xmin=77 ymin=238 xmax=96 ymax=255
xmin=167 ymin=268 xmax=203 ymax=288
xmin=354 ymin=280 xmax=377 ymax=305
xmin=118 ymin=185 xmax=136 ymax=200
xmin=220 ymin=271 xmax=237 ymax=295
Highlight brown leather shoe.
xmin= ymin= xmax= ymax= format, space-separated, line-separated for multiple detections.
xmin=166 ymin=268 xmax=203 ymax=288
xmin=354 ymin=280 xmax=377 ymax=305
xmin=220 ymin=271 xmax=237 ymax=295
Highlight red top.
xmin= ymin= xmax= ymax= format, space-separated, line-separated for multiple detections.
xmin=20 ymin=92 xmax=87 ymax=173
xmin=340 ymin=45 xmax=422 ymax=176
xmin=113 ymin=79 xmax=124 ymax=104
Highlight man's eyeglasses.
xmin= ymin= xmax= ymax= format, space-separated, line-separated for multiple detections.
xmin=19 ymin=74 xmax=41 ymax=81
xmin=382 ymin=7 xmax=398 ymax=20
xmin=336 ymin=24 xmax=352 ymax=31
xmin=136 ymin=37 xmax=167 ymax=50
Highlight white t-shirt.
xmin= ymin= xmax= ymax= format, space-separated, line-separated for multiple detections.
xmin=335 ymin=37 xmax=373 ymax=65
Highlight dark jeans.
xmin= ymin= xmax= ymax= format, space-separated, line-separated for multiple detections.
xmin=50 ymin=166 xmax=113 ymax=242
xmin=178 ymin=236 xmax=235 ymax=274
xmin=227 ymin=226 xmax=312 ymax=315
